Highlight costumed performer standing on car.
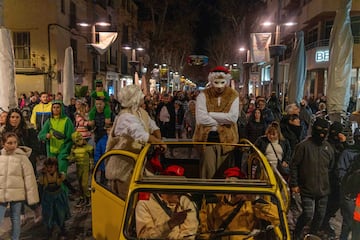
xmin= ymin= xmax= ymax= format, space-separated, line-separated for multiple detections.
xmin=193 ymin=66 xmax=239 ymax=179
xmin=105 ymin=85 xmax=165 ymax=198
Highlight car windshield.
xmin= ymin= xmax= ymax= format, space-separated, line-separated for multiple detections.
xmin=92 ymin=141 xmax=290 ymax=239
xmin=123 ymin=189 xmax=287 ymax=240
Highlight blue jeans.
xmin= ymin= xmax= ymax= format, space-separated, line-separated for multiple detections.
xmin=0 ymin=201 xmax=22 ymax=240
xmin=339 ymin=194 xmax=356 ymax=240
xmin=295 ymin=195 xmax=328 ymax=237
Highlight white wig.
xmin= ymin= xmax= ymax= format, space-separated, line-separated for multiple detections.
xmin=118 ymin=85 xmax=144 ymax=110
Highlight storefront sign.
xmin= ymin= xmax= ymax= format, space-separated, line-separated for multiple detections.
xmin=315 ymin=49 xmax=329 ymax=63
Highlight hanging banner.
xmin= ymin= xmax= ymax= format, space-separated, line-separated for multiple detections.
xmin=160 ymin=67 xmax=168 ymax=80
xmin=90 ymin=32 xmax=118 ymax=55
xmin=62 ymin=47 xmax=75 ymax=106
xmin=0 ymin=27 xmax=17 ymax=111
xmin=249 ymin=33 xmax=272 ymax=63
xmin=187 ymin=55 xmax=209 ymax=66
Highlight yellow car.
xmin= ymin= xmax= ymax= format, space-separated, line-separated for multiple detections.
xmin=91 ymin=139 xmax=291 ymax=239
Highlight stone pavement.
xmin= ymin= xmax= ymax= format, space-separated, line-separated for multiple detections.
xmin=0 ymin=162 xmax=93 ymax=240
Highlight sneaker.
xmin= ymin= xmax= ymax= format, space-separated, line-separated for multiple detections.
xmin=75 ymin=198 xmax=85 ymax=208
xmin=322 ymin=224 xmax=335 ymax=238
xmin=33 ymin=205 xmax=43 ymax=223
xmin=85 ymin=198 xmax=91 ymax=207
xmin=20 ymin=214 xmax=27 ymax=225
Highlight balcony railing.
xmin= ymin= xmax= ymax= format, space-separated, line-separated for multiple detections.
xmin=305 ymin=35 xmax=360 ymax=50
xmin=305 ymin=39 xmax=330 ymax=50
xmin=15 ymin=59 xmax=32 ymax=68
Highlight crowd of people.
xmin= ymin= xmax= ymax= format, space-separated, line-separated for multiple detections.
xmin=0 ymin=66 xmax=359 ymax=239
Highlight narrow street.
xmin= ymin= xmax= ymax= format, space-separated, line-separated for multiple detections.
xmin=0 ymin=158 xmax=349 ymax=240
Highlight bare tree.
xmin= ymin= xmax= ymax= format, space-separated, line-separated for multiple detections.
xmin=205 ymin=0 xmax=266 ymax=66
xmin=141 ymin=0 xmax=198 ymax=74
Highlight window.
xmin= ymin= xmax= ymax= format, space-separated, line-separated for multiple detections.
xmin=306 ymin=28 xmax=318 ymax=46
xmin=69 ymin=1 xmax=77 ymax=29
xmin=61 ymin=0 xmax=65 ymax=14
xmin=108 ymin=45 xmax=117 ymax=65
xmin=121 ymin=25 xmax=129 ymax=44
xmin=13 ymin=32 xmax=30 ymax=60
xmin=121 ymin=53 xmax=128 ymax=74
xmin=351 ymin=16 xmax=360 ymax=44
xmin=324 ymin=20 xmax=333 ymax=40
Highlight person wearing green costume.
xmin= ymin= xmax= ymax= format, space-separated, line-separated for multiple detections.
xmin=38 ymin=101 xmax=74 ymax=176
xmin=89 ymin=80 xmax=112 ymax=120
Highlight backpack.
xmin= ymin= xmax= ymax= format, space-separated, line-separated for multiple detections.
xmin=341 ymin=155 xmax=360 ymax=197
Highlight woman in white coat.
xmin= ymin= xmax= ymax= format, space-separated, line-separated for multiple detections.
xmin=0 ymin=132 xmax=39 ymax=240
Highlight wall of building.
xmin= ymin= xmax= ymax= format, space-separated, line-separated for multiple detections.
xmin=16 ymin=74 xmax=46 ymax=95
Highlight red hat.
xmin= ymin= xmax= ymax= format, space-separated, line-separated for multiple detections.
xmin=163 ymin=165 xmax=185 ymax=176
xmin=149 ymin=152 xmax=163 ymax=173
xmin=208 ymin=66 xmax=232 ymax=84
xmin=224 ymin=167 xmax=246 ymax=179
xmin=210 ymin=66 xmax=230 ymax=74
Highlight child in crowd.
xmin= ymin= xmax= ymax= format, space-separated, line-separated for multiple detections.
xmin=0 ymin=132 xmax=39 ymax=240
xmin=94 ymin=124 xmax=111 ymax=183
xmin=68 ymin=131 xmax=93 ymax=207
xmin=90 ymin=80 xmax=111 ymax=119
xmin=38 ymin=157 xmax=70 ymax=239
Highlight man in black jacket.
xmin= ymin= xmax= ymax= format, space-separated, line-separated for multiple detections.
xmin=290 ymin=117 xmax=334 ymax=239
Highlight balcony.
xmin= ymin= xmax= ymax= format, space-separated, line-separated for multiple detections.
xmin=15 ymin=58 xmax=45 ymax=74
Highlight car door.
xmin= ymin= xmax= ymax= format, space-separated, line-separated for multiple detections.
xmin=91 ymin=150 xmax=137 ymax=240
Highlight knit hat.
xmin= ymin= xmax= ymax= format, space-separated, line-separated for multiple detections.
xmin=118 ymin=85 xmax=144 ymax=108
xmin=329 ymin=121 xmax=343 ymax=135
xmin=95 ymin=80 xmax=103 ymax=86
xmin=312 ymin=117 xmax=329 ymax=144
xmin=208 ymin=66 xmax=232 ymax=85
xmin=163 ymin=165 xmax=185 ymax=176
xmin=224 ymin=167 xmax=246 ymax=179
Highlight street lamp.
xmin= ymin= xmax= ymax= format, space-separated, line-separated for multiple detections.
xmin=238 ymin=47 xmax=252 ymax=96
xmin=122 ymin=43 xmax=144 ymax=84
xmin=77 ymin=21 xmax=111 ymax=90
xmin=263 ymin=2 xmax=297 ymax=99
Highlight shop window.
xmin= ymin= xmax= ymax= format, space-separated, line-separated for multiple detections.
xmin=351 ymin=16 xmax=360 ymax=43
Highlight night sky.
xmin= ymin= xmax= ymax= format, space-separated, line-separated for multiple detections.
xmin=193 ymin=0 xmax=219 ymax=55
xmin=135 ymin=0 xmax=220 ymax=55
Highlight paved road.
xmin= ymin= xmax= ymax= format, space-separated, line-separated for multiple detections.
xmin=0 ymin=159 xmax=349 ymax=240
xmin=0 ymin=163 xmax=93 ymax=240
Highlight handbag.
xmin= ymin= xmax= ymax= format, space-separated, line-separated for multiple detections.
xmin=51 ymin=128 xmax=66 ymax=139
xmin=269 ymin=142 xmax=290 ymax=176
